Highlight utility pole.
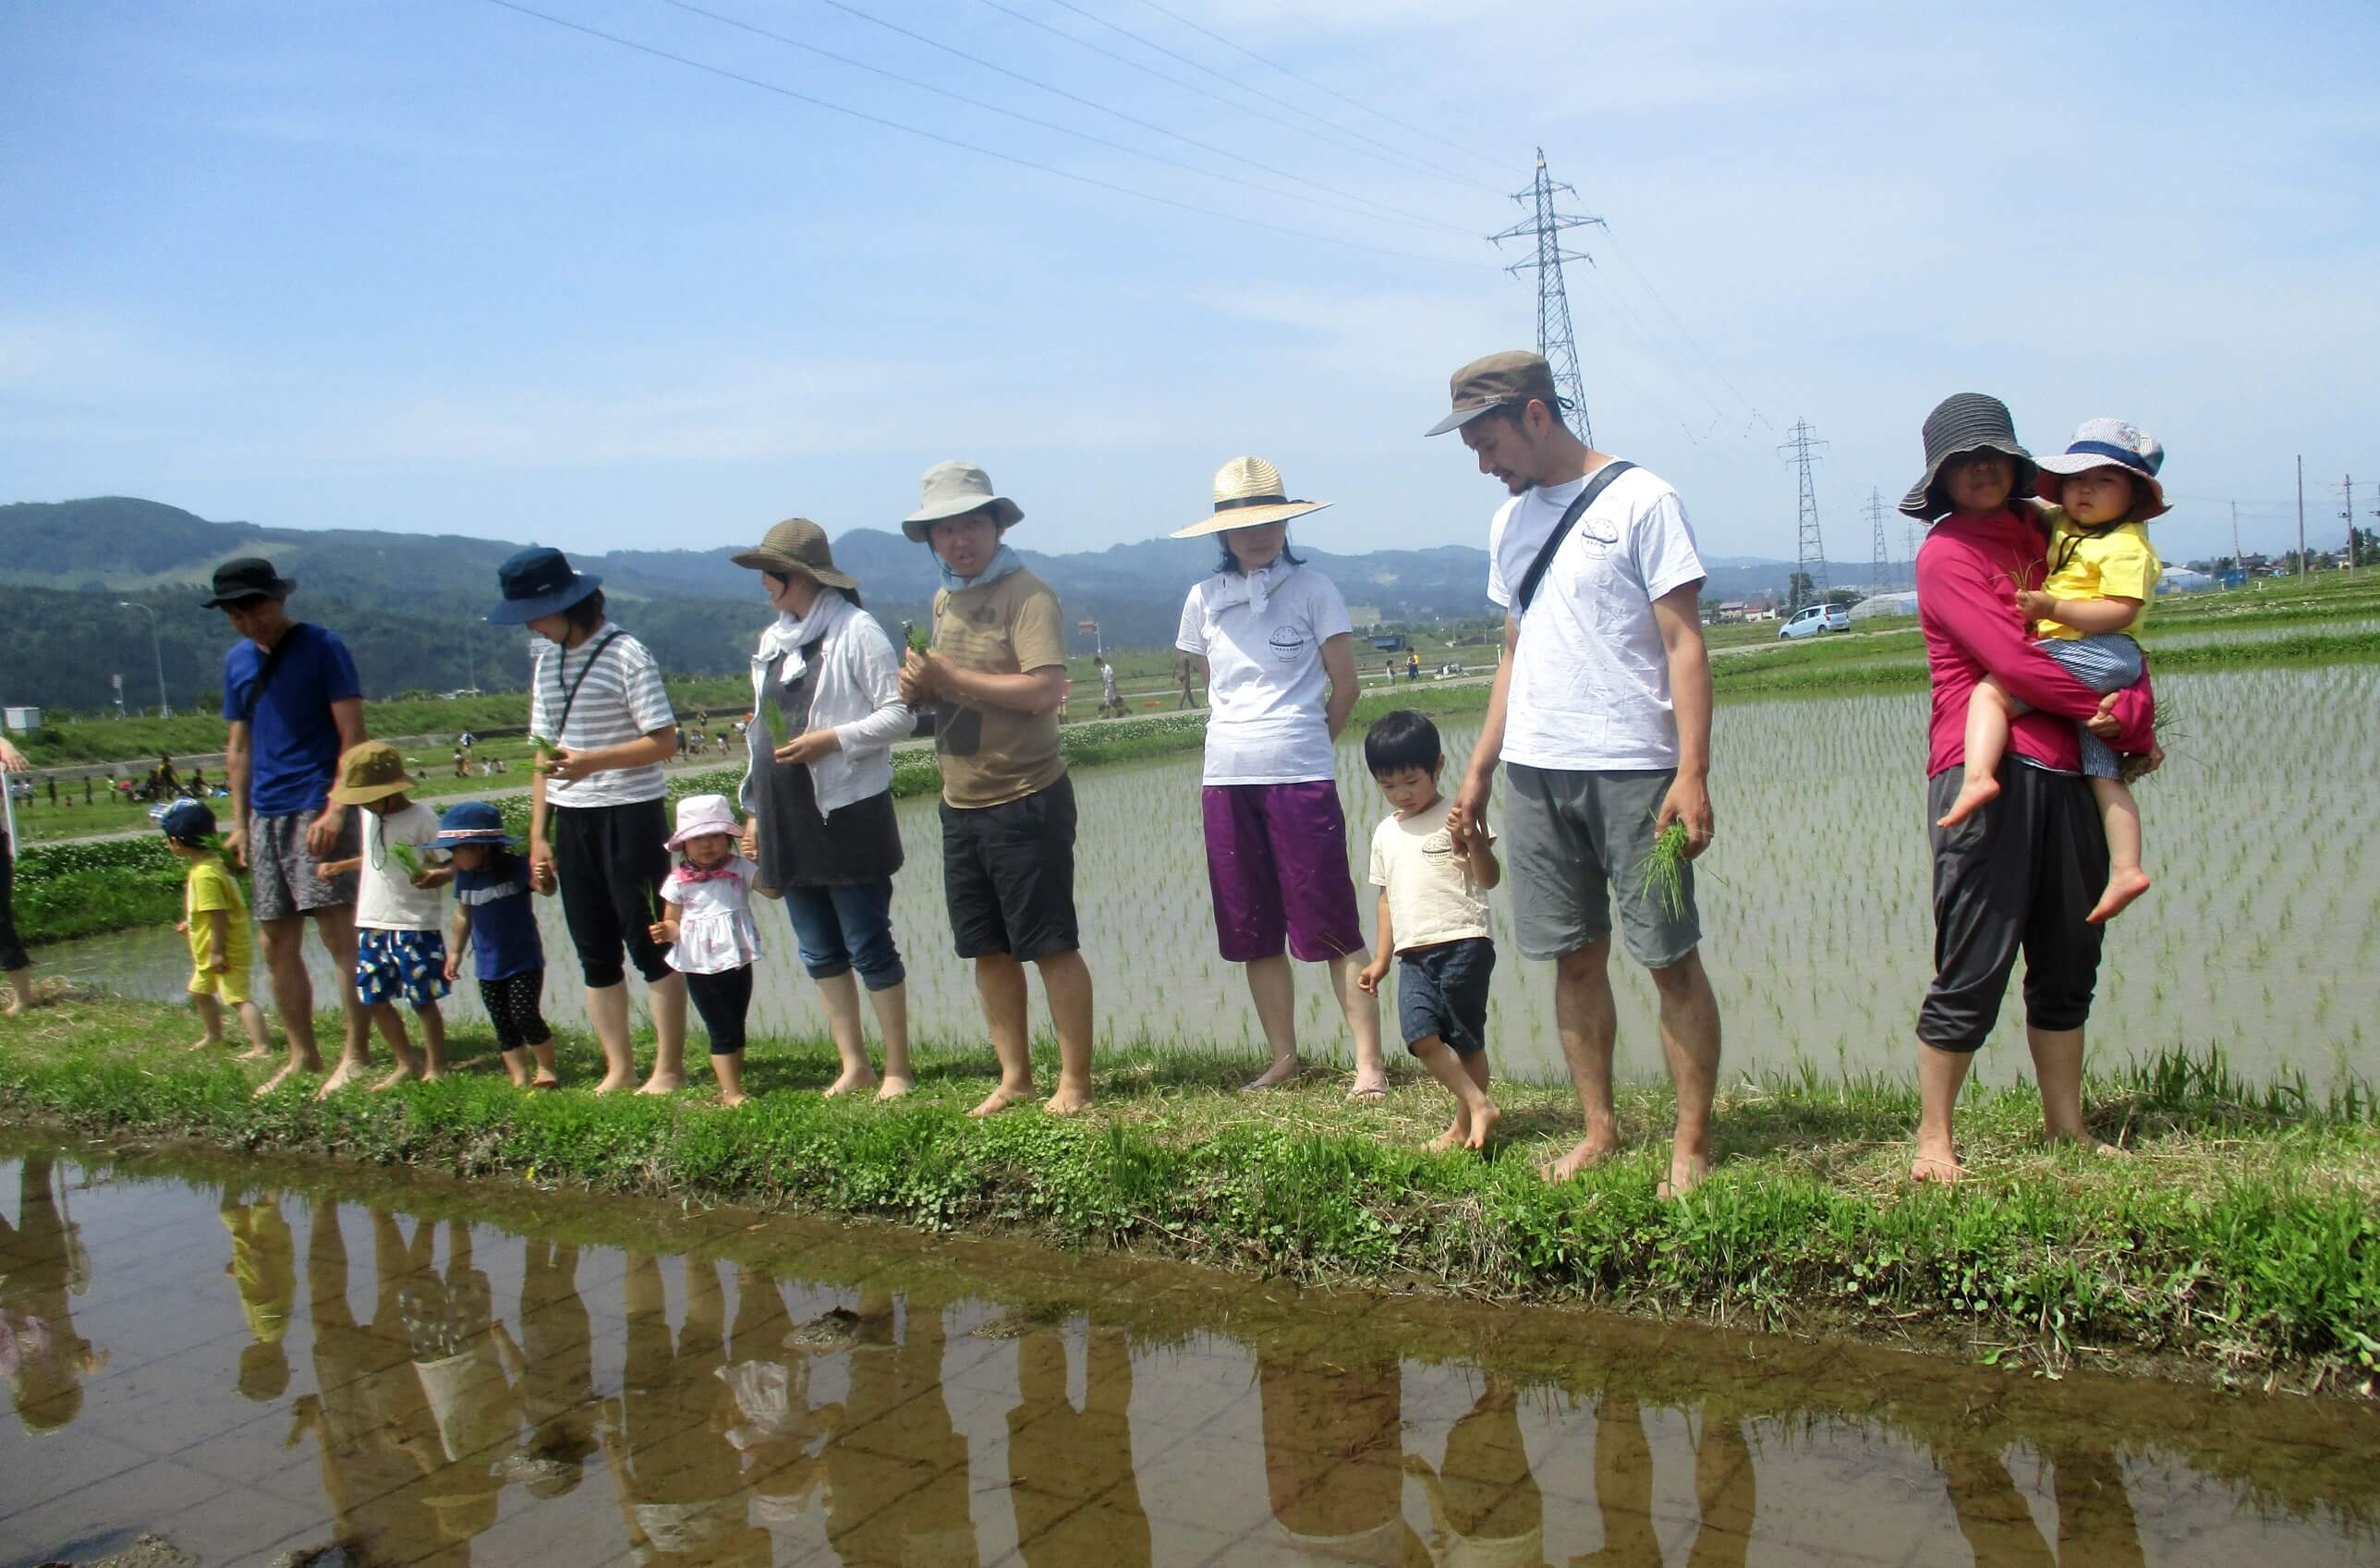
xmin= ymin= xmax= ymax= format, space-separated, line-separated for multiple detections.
xmin=1778 ymin=419 xmax=1828 ymax=609
xmin=1904 ymin=515 xmax=1921 ymax=588
xmin=2230 ymin=500 xmax=2242 ymax=585
xmin=2342 ymin=475 xmax=2357 ymax=570
xmin=1490 ymin=149 xmax=1603 ymax=445
xmin=2296 ymin=455 xmax=2306 ymax=577
xmin=1864 ymin=488 xmax=1888 ymax=593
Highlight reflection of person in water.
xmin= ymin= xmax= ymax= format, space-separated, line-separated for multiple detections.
xmin=1257 ymin=1352 xmax=1430 ymax=1565
xmin=1404 ymin=1375 xmax=1548 ymax=1568
xmin=823 ymin=1292 xmax=980 ymax=1568
xmin=1007 ymin=1325 xmax=1151 ymax=1566
xmin=601 ymin=1254 xmax=771 ymax=1566
xmin=1935 ymin=1428 xmax=2146 ymax=1568
xmin=0 ymin=1153 xmax=105 ymax=1433
xmin=219 ymin=1185 xmax=296 ymax=1402
xmin=1572 ymin=1391 xmax=1753 ymax=1568
xmin=400 ymin=1219 xmax=522 ymax=1554
xmin=717 ymin=1266 xmax=830 ymax=1544
xmin=500 ymin=1236 xmax=598 ymax=1498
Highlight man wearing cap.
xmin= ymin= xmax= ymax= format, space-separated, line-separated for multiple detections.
xmin=894 ymin=461 xmax=1096 ymax=1116
xmin=1428 ymin=353 xmax=1723 ymax=1197
xmin=204 ymin=557 xmax=370 ymax=1097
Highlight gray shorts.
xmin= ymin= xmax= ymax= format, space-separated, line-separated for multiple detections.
xmin=1503 ymin=764 xmax=1701 ymax=966
xmin=248 ymin=809 xmax=359 ymax=924
xmin=2021 ymin=634 xmax=2143 ymax=781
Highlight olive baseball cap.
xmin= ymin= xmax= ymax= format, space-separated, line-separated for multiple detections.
xmin=1423 ymin=350 xmax=1564 ymax=437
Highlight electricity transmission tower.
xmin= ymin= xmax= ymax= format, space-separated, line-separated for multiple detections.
xmin=1779 ymin=419 xmax=1829 ymax=608
xmin=1904 ymin=515 xmax=1922 ymax=588
xmin=1490 ymin=149 xmax=1603 ymax=445
xmin=1865 ymin=488 xmax=1888 ymax=593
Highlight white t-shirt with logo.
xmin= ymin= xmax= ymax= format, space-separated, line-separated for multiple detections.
xmin=355 ymin=801 xmax=446 ymax=932
xmin=1485 ymin=463 xmax=1706 ymax=772
xmin=1176 ymin=564 xmax=1354 ymax=785
xmin=1367 ymin=796 xmax=1494 ymax=952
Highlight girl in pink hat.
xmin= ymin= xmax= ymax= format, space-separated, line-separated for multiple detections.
xmin=649 ymin=794 xmax=778 ymax=1106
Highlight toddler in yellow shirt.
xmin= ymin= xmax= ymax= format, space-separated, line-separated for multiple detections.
xmin=1937 ymin=419 xmax=2166 ymax=922
xmin=162 ymin=798 xmax=272 ymax=1057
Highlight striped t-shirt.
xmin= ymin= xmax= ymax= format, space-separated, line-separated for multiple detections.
xmin=528 ymin=623 xmax=674 ymax=808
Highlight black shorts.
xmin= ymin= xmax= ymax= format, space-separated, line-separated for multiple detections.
xmin=551 ymin=800 xmax=675 ymax=989
xmin=1918 ymin=762 xmax=2107 ymax=1052
xmin=1397 ymin=937 xmax=1495 ymax=1055
xmin=940 ymin=776 xmax=1079 ymax=963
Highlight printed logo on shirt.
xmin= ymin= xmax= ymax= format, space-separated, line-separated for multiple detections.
xmin=1266 ymin=626 xmax=1307 ymax=663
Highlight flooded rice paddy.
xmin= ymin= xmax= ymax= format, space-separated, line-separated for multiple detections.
xmin=38 ymin=665 xmax=2380 ymax=1090
xmin=1 ymin=1139 xmax=2374 ymax=1567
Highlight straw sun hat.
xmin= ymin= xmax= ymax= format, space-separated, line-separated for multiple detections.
xmin=1171 ymin=456 xmax=1332 ymax=540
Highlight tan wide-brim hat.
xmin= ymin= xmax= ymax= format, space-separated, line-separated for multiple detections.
xmin=328 ymin=740 xmax=412 ymax=806
xmin=902 ymin=461 xmax=1023 ymax=543
xmin=730 ymin=517 xmax=858 ymax=590
xmin=1171 ymin=456 xmax=1332 ymax=539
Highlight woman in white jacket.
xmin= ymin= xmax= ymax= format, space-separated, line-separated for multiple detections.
xmin=731 ymin=518 xmax=917 ymax=1099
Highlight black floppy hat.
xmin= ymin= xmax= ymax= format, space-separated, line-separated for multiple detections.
xmin=200 ymin=556 xmax=297 ymax=609
xmin=1900 ymin=394 xmax=2038 ymax=521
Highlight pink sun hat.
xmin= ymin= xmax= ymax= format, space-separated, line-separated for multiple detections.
xmin=664 ymin=793 xmax=741 ymax=850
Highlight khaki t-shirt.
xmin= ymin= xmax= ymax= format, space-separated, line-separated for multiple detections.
xmin=931 ymin=567 xmax=1067 ymax=809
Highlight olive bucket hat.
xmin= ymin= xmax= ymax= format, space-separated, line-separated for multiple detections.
xmin=1899 ymin=393 xmax=2038 ymax=521
xmin=729 ymin=518 xmax=857 ymax=590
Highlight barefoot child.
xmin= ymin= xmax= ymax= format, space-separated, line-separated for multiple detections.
xmin=1355 ymin=711 xmax=1503 ymax=1151
xmin=436 ymin=801 xmax=559 ymax=1089
xmin=1937 ymin=419 xmax=2166 ymax=923
xmin=320 ymin=741 xmax=451 ymax=1090
xmin=162 ymin=799 xmax=272 ymax=1059
xmin=648 ymin=795 xmax=777 ymax=1107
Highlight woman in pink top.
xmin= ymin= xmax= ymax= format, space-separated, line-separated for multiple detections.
xmin=1899 ymin=395 xmax=2156 ymax=1184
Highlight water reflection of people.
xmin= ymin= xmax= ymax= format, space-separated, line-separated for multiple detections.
xmin=1404 ymin=1376 xmax=1548 ymax=1568
xmin=1567 ymin=1392 xmax=1753 ymax=1568
xmin=717 ymin=1266 xmax=828 ymax=1545
xmin=1935 ymin=1430 xmax=2146 ymax=1568
xmin=219 ymin=1185 xmax=296 ymax=1402
xmin=600 ymin=1253 xmax=771 ymax=1565
xmin=400 ymin=1220 xmax=522 ymax=1553
xmin=500 ymin=1236 xmax=597 ymax=1497
xmin=1007 ymin=1326 xmax=1150 ymax=1566
xmin=0 ymin=1153 xmax=104 ymax=1432
xmin=1257 ymin=1352 xmax=1429 ymax=1565
xmin=823 ymin=1292 xmax=979 ymax=1568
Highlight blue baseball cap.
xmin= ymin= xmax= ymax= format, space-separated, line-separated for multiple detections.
xmin=433 ymin=800 xmax=521 ymax=847
xmin=158 ymin=798 xmax=217 ymax=843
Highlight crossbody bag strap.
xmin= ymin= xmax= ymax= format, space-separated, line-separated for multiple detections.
xmin=236 ymin=623 xmax=313 ymax=723
xmin=1515 ymin=461 xmax=1634 ymax=614
xmin=548 ymin=628 xmax=625 ymax=743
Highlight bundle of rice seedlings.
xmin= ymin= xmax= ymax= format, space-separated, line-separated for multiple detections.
xmin=762 ymin=699 xmax=791 ymax=748
xmin=903 ymin=620 xmax=930 ymax=654
xmin=1639 ymin=818 xmax=1691 ymax=921
xmin=387 ymin=841 xmax=424 ymax=880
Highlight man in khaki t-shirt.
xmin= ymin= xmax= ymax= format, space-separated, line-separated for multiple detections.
xmin=895 ymin=461 xmax=1097 ymax=1117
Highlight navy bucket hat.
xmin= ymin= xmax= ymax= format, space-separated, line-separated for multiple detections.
xmin=433 ymin=799 xmax=520 ymax=848
xmin=157 ymin=798 xmax=218 ymax=843
xmin=485 ymin=546 xmax=601 ymax=625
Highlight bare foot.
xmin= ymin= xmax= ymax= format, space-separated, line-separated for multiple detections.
xmin=592 ymin=1073 xmax=636 ymax=1096
xmin=1539 ymin=1131 xmax=1620 ymax=1184
xmin=1910 ymin=1153 xmax=1964 ymax=1185
xmin=874 ymin=1074 xmax=916 ymax=1102
xmin=1242 ymin=1058 xmax=1301 ymax=1092
xmin=256 ymin=1060 xmax=313 ymax=1098
xmin=532 ymin=1071 xmax=563 ymax=1090
xmin=188 ymin=1037 xmax=221 ymax=1052
xmin=418 ymin=1066 xmax=445 ymax=1086
xmin=1345 ymin=1069 xmax=1390 ymax=1101
xmin=1936 ymin=774 xmax=1999 ymax=828
xmin=637 ymin=1072 xmax=688 ymax=1096
xmin=1657 ymin=1148 xmax=1711 ymax=1198
xmin=1043 ymin=1085 xmax=1092 ymax=1116
xmin=968 ymin=1085 xmax=1033 ymax=1118
xmin=2086 ymin=868 xmax=2153 ymax=924
xmin=823 ymin=1069 xmax=878 ymax=1100
xmin=369 ymin=1064 xmax=419 ymax=1093
xmin=719 ymin=1091 xmax=750 ymax=1109
xmin=315 ymin=1059 xmax=369 ymax=1099
xmin=236 ymin=1045 xmax=273 ymax=1063
xmin=1463 ymin=1101 xmax=1502 ymax=1152
xmin=1426 ymin=1118 xmax=1467 ymax=1153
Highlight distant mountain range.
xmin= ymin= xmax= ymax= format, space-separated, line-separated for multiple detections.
xmin=0 ymin=497 xmax=1824 ymax=711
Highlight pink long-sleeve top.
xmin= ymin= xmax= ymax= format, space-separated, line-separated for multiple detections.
xmin=1917 ymin=508 xmax=2156 ymax=778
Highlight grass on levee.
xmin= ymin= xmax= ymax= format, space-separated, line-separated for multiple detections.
xmin=2 ymin=996 xmax=2374 ymax=1390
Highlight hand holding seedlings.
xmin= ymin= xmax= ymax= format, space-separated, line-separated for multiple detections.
xmin=774 ymin=729 xmax=840 ymax=767
xmin=541 ymin=745 xmax=602 ymax=784
xmin=1655 ymin=772 xmax=1715 ymax=857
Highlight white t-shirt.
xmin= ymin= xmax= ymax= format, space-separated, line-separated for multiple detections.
xmin=1367 ymin=796 xmax=1494 ymax=952
xmin=1176 ymin=564 xmax=1354 ymax=785
xmin=1485 ymin=463 xmax=1706 ymax=772
xmin=356 ymin=801 xmax=445 ymax=931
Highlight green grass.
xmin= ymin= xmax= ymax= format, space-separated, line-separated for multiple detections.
xmin=1 ymin=997 xmax=2373 ymax=1391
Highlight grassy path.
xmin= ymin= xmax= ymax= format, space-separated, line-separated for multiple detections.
xmin=2 ymin=997 xmax=2372 ymax=1392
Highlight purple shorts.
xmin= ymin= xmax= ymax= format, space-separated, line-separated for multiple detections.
xmin=1201 ymin=782 xmax=1366 ymax=964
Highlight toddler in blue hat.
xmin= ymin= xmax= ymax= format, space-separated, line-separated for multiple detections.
xmin=435 ymin=801 xmax=559 ymax=1089
xmin=160 ymin=799 xmax=272 ymax=1059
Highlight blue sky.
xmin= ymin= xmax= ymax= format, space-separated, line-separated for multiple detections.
xmin=6 ymin=0 xmax=2376 ymax=572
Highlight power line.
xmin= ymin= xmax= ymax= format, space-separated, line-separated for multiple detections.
xmin=1593 ymin=230 xmax=1772 ymax=432
xmin=793 ymin=0 xmax=1478 ymax=238
xmin=1123 ymin=0 xmax=1507 ymax=175
xmin=650 ymin=0 xmax=1475 ymax=239
xmin=1026 ymin=0 xmax=1501 ymax=193
xmin=477 ymin=0 xmax=1487 ymax=269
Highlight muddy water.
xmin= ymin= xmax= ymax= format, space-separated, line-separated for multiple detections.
xmin=0 ymin=1141 xmax=2374 ymax=1568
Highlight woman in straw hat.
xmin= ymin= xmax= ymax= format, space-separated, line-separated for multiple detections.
xmin=731 ymin=518 xmax=917 ymax=1100
xmin=1173 ymin=457 xmax=1387 ymax=1096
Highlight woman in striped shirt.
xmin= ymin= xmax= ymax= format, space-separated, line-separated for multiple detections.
xmin=488 ymin=547 xmax=688 ymax=1096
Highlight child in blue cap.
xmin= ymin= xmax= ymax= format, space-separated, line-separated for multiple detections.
xmin=436 ymin=801 xmax=559 ymax=1088
xmin=160 ymin=799 xmax=272 ymax=1059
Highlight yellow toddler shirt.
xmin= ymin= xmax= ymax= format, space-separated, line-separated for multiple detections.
xmin=2037 ymin=508 xmax=2161 ymax=639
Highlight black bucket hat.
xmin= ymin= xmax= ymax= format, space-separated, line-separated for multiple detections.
xmin=485 ymin=545 xmax=602 ymax=625
xmin=1899 ymin=394 xmax=2038 ymax=521
xmin=200 ymin=556 xmax=297 ymax=608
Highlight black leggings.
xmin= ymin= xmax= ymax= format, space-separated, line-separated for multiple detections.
xmin=479 ymin=970 xmax=552 ymax=1051
xmin=684 ymin=966 xmax=753 ymax=1057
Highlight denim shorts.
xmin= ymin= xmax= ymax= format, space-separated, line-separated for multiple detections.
xmin=783 ymin=880 xmax=905 ymax=990
xmin=1396 ymin=936 xmax=1495 ymax=1055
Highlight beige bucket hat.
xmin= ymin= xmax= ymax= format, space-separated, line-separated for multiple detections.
xmin=1171 ymin=456 xmax=1333 ymax=539
xmin=902 ymin=461 xmax=1023 ymax=542
xmin=730 ymin=517 xmax=858 ymax=590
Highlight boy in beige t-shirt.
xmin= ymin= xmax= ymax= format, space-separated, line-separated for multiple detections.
xmin=1356 ymin=711 xmax=1503 ymax=1152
